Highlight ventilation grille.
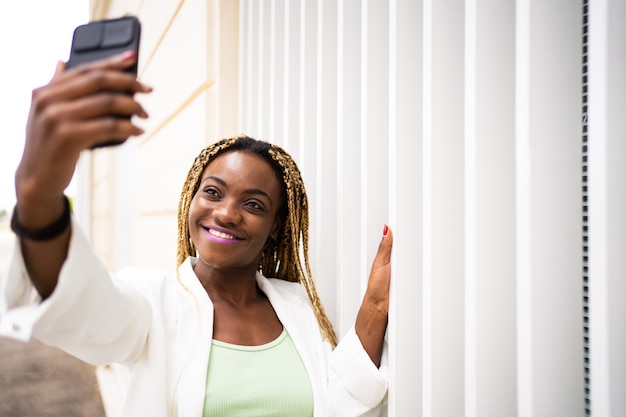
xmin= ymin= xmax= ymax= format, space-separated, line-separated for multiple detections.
xmin=582 ymin=0 xmax=590 ymax=415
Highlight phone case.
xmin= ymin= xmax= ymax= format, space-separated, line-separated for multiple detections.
xmin=66 ymin=16 xmax=141 ymax=72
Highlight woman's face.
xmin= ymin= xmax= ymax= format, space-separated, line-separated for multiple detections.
xmin=188 ymin=151 xmax=283 ymax=275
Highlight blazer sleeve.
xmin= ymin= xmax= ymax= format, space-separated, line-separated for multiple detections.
xmin=0 ymin=217 xmax=152 ymax=366
xmin=328 ymin=326 xmax=389 ymax=417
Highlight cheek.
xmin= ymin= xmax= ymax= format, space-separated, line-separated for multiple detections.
xmin=187 ymin=195 xmax=204 ymax=238
xmin=188 ymin=193 xmax=204 ymax=220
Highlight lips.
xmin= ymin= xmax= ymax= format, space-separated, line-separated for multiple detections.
xmin=208 ymin=228 xmax=238 ymax=240
xmin=202 ymin=226 xmax=243 ymax=242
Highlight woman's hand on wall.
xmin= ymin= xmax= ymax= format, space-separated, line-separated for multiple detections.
xmin=355 ymin=225 xmax=393 ymax=367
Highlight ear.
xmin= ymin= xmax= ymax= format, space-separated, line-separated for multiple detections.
xmin=270 ymin=217 xmax=283 ymax=240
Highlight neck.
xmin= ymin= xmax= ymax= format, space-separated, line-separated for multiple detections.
xmin=193 ymin=262 xmax=262 ymax=304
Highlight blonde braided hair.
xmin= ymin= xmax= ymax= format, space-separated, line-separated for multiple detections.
xmin=176 ymin=135 xmax=338 ymax=347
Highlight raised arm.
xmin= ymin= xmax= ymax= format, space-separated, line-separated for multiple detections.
xmin=12 ymin=52 xmax=151 ymax=299
xmin=355 ymin=225 xmax=393 ymax=367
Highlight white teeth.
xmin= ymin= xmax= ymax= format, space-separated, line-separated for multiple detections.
xmin=208 ymin=229 xmax=237 ymax=240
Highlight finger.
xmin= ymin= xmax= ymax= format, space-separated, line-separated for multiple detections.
xmin=372 ymin=225 xmax=393 ymax=269
xmin=56 ymin=118 xmax=145 ymax=148
xmin=64 ymin=50 xmax=139 ymax=75
xmin=51 ymin=60 xmax=66 ymax=81
xmin=34 ymin=71 xmax=151 ymax=112
xmin=62 ymin=93 xmax=149 ymax=120
xmin=62 ymin=70 xmax=148 ymax=98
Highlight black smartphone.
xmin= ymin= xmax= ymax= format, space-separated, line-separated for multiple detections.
xmin=66 ymin=16 xmax=141 ymax=148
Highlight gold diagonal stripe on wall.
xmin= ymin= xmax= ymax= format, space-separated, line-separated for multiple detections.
xmin=139 ymin=79 xmax=215 ymax=146
xmin=91 ymin=0 xmax=112 ymax=20
xmin=139 ymin=0 xmax=186 ymax=79
xmin=135 ymin=0 xmax=147 ymax=17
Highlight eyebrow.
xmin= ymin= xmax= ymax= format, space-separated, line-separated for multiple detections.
xmin=202 ymin=175 xmax=274 ymax=204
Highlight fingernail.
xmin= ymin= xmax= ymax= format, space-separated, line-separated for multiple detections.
xmin=119 ymin=50 xmax=137 ymax=61
xmin=383 ymin=224 xmax=389 ymax=236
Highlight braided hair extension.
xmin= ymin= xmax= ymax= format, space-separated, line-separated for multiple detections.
xmin=176 ymin=135 xmax=338 ymax=347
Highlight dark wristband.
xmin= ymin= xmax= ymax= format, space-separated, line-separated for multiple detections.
xmin=10 ymin=196 xmax=71 ymax=241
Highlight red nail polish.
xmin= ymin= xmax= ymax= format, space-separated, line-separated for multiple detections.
xmin=120 ymin=50 xmax=137 ymax=61
xmin=383 ymin=224 xmax=389 ymax=236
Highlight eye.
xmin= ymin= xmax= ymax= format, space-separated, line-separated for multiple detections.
xmin=244 ymin=200 xmax=265 ymax=211
xmin=202 ymin=187 xmax=220 ymax=199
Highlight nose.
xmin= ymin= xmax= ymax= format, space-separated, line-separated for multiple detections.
xmin=212 ymin=199 xmax=241 ymax=225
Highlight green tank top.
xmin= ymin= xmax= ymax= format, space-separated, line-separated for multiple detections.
xmin=202 ymin=329 xmax=314 ymax=417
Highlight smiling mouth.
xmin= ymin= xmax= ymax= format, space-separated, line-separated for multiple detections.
xmin=207 ymin=228 xmax=241 ymax=240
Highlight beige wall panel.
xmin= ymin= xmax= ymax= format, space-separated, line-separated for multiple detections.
xmin=136 ymin=93 xmax=209 ymax=214
xmin=135 ymin=0 xmax=188 ymax=70
xmin=210 ymin=0 xmax=239 ymax=141
xmin=90 ymin=147 xmax=115 ymax=264
xmin=134 ymin=215 xmax=179 ymax=271
xmin=91 ymin=180 xmax=113 ymax=216
xmin=105 ymin=0 xmax=143 ymax=18
xmin=91 ymin=148 xmax=115 ymax=183
xmin=91 ymin=212 xmax=114 ymax=266
xmin=137 ymin=2 xmax=210 ymax=138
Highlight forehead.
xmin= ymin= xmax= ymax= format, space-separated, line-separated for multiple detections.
xmin=201 ymin=151 xmax=283 ymax=194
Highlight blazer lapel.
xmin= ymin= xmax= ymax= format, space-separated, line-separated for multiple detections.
xmin=174 ymin=259 xmax=214 ymax=417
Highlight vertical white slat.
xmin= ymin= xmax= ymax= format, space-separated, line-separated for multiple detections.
xmin=279 ymin=0 xmax=290 ymax=149
xmin=246 ymin=0 xmax=259 ymax=137
xmin=313 ymin=0 xmax=339 ymax=325
xmin=285 ymin=0 xmax=301 ymax=156
xmin=258 ymin=0 xmax=272 ymax=140
xmin=588 ymin=0 xmax=626 ymax=415
xmin=465 ymin=2 xmax=478 ymax=413
xmin=422 ymin=1 xmax=433 ymax=414
xmin=465 ymin=1 xmax=517 ymax=416
xmin=297 ymin=0 xmax=311 ymax=172
xmin=515 ymin=3 xmax=533 ymax=414
xmin=515 ymin=1 xmax=584 ymax=416
xmin=425 ymin=1 xmax=466 ymax=415
xmin=268 ymin=0 xmax=279 ymax=143
xmin=297 ymin=0 xmax=320 ymax=311
xmin=359 ymin=0 xmax=369 ymax=287
xmin=361 ymin=0 xmax=390 ymax=279
xmin=336 ymin=0 xmax=363 ymax=335
xmin=238 ymin=0 xmax=254 ymax=133
xmin=388 ymin=0 xmax=423 ymax=415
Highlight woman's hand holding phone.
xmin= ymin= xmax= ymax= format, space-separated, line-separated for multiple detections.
xmin=16 ymin=52 xmax=152 ymax=215
xmin=12 ymin=51 xmax=152 ymax=298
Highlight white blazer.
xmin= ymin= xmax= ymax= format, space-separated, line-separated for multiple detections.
xmin=0 ymin=218 xmax=388 ymax=417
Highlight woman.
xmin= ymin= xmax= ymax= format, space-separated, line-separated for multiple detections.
xmin=1 ymin=51 xmax=392 ymax=416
